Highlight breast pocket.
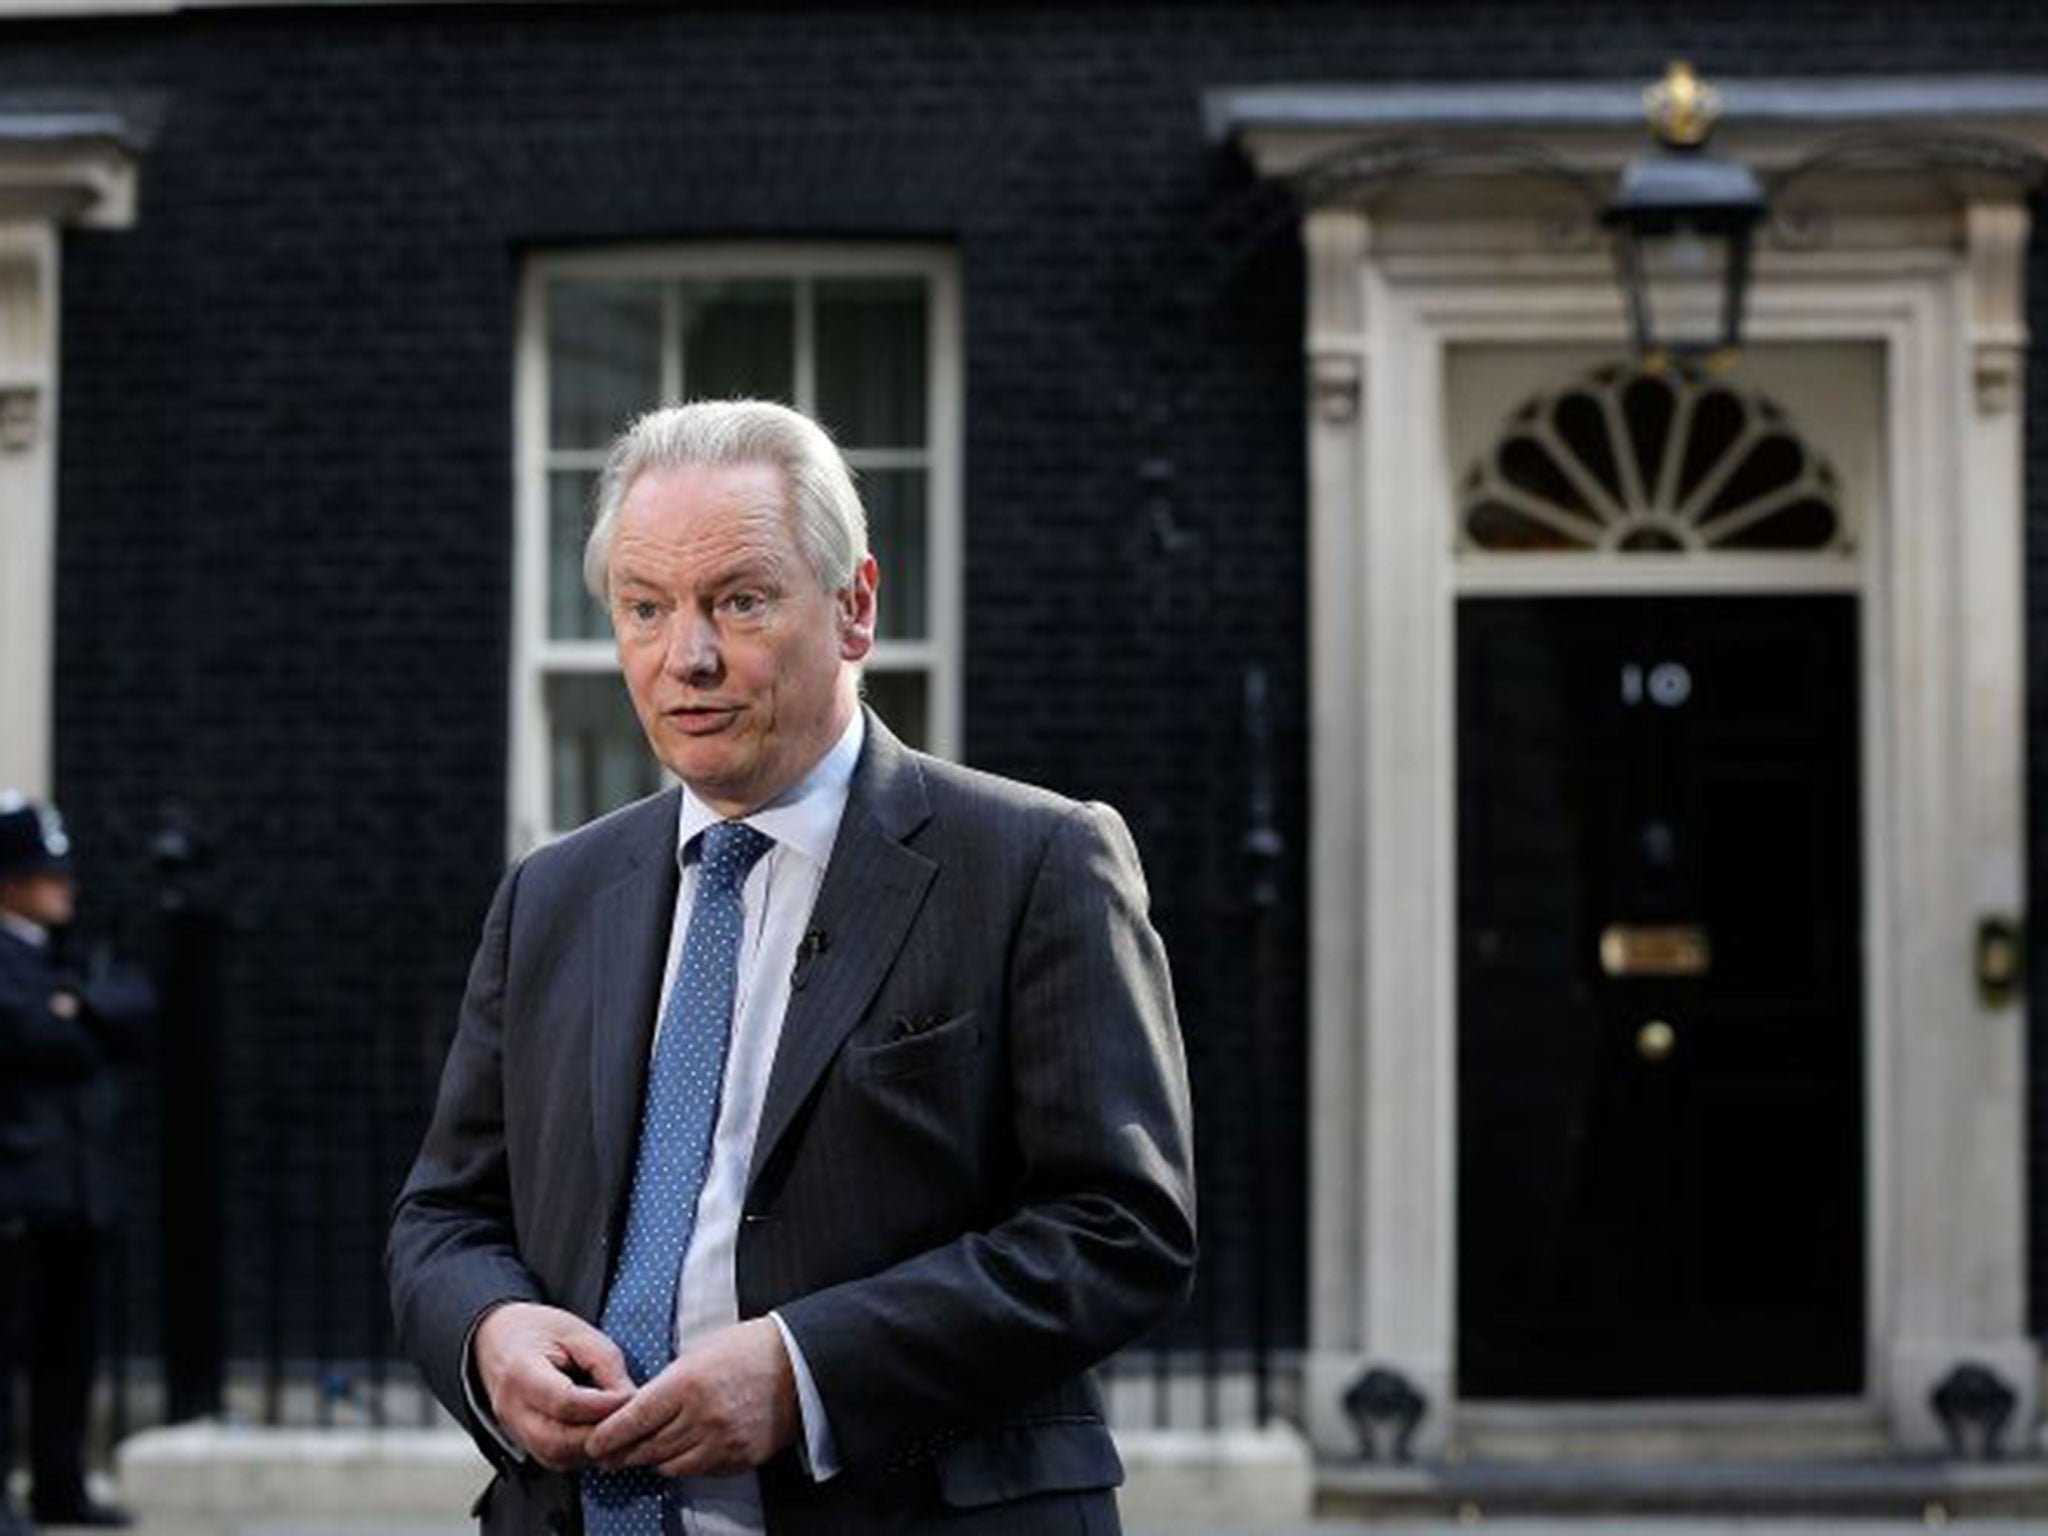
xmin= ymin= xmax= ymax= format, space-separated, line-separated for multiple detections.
xmin=844 ymin=1010 xmax=983 ymax=1082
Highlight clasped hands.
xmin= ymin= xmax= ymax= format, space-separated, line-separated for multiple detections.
xmin=473 ymin=1302 xmax=799 ymax=1477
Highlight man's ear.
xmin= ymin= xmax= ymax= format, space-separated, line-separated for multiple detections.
xmin=838 ymin=554 xmax=879 ymax=662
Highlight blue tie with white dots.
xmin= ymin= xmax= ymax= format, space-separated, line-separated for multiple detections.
xmin=583 ymin=820 xmax=775 ymax=1536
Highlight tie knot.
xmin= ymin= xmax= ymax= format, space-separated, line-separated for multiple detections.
xmin=696 ymin=821 xmax=774 ymax=893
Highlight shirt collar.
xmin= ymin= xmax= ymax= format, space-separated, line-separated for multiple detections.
xmin=675 ymin=708 xmax=865 ymax=873
xmin=0 ymin=909 xmax=49 ymax=949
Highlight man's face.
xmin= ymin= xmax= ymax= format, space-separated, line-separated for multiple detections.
xmin=607 ymin=461 xmax=877 ymax=818
xmin=0 ymin=873 xmax=74 ymax=929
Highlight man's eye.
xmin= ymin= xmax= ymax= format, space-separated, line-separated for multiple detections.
xmin=722 ymin=591 xmax=765 ymax=617
xmin=624 ymin=599 xmax=661 ymax=625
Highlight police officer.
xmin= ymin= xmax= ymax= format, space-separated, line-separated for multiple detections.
xmin=0 ymin=795 xmax=151 ymax=1533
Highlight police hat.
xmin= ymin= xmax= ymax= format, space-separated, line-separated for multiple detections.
xmin=0 ymin=791 xmax=72 ymax=881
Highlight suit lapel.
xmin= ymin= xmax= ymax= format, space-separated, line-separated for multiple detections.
xmin=748 ymin=715 xmax=935 ymax=1189
xmin=588 ymin=792 xmax=683 ymax=1238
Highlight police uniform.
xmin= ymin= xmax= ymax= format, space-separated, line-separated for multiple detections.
xmin=0 ymin=797 xmax=151 ymax=1532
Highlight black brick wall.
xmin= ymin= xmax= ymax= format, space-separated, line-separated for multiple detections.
xmin=7 ymin=0 xmax=2048 ymax=1373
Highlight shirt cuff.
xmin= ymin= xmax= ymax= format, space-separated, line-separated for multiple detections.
xmin=770 ymin=1311 xmax=840 ymax=1482
xmin=463 ymin=1306 xmax=530 ymax=1465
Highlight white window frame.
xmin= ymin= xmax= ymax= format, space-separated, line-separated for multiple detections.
xmin=0 ymin=123 xmax=138 ymax=798
xmin=510 ymin=243 xmax=963 ymax=854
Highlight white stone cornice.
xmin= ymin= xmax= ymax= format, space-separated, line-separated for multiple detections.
xmin=1215 ymin=77 xmax=2048 ymax=248
xmin=1209 ymin=75 xmax=2048 ymax=146
xmin=0 ymin=116 xmax=140 ymax=228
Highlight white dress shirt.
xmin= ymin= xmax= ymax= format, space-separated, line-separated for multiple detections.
xmin=661 ymin=712 xmax=858 ymax=1533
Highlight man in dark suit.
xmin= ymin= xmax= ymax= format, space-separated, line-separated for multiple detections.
xmin=0 ymin=796 xmax=152 ymax=1534
xmin=389 ymin=400 xmax=1195 ymax=1535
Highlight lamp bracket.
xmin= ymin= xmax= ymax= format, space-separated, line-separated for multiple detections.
xmin=1287 ymin=132 xmax=1608 ymax=222
xmin=1767 ymin=128 xmax=2048 ymax=246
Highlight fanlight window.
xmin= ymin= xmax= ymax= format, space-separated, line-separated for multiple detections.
xmin=1460 ymin=365 xmax=1848 ymax=554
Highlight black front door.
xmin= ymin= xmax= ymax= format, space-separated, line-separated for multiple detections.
xmin=1457 ymin=595 xmax=1862 ymax=1397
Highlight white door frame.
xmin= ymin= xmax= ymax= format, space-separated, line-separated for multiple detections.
xmin=0 ymin=115 xmax=140 ymax=798
xmin=1226 ymin=98 xmax=2043 ymax=1457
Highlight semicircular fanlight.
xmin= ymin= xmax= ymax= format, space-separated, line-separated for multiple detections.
xmin=1459 ymin=366 xmax=1848 ymax=555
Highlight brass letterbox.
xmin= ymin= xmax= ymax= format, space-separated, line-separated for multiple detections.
xmin=1599 ymin=923 xmax=1711 ymax=979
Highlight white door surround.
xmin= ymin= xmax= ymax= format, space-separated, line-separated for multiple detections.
xmin=1212 ymin=77 xmax=2048 ymax=1459
xmin=0 ymin=110 xmax=139 ymax=798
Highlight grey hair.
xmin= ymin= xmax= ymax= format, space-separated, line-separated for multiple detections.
xmin=582 ymin=400 xmax=868 ymax=600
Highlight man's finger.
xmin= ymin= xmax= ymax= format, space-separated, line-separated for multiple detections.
xmin=608 ymin=1419 xmax=701 ymax=1473
xmin=560 ymin=1328 xmax=634 ymax=1395
xmin=584 ymin=1397 xmax=660 ymax=1461
xmin=521 ymin=1419 xmax=596 ymax=1474
xmin=653 ymin=1429 xmax=745 ymax=1480
xmin=519 ymin=1357 xmax=631 ymax=1425
xmin=552 ymin=1381 xmax=635 ymax=1426
xmin=586 ymin=1371 xmax=693 ymax=1462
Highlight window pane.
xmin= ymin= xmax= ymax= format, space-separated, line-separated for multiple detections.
xmin=549 ymin=471 xmax=610 ymax=640
xmin=682 ymin=280 xmax=795 ymax=401
xmin=548 ymin=674 xmax=663 ymax=831
xmin=816 ymin=278 xmax=927 ymax=448
xmin=549 ymin=280 xmax=661 ymax=449
xmin=862 ymin=670 xmax=928 ymax=751
xmin=862 ymin=468 xmax=927 ymax=641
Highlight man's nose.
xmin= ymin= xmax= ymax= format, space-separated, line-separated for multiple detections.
xmin=665 ymin=611 xmax=720 ymax=680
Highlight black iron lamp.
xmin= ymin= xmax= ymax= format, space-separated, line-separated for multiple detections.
xmin=1604 ymin=62 xmax=1768 ymax=370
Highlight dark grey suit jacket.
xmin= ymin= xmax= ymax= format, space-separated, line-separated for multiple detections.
xmin=388 ymin=714 xmax=1196 ymax=1535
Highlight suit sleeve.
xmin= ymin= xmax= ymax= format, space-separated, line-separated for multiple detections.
xmin=386 ymin=861 xmax=547 ymax=1464
xmin=775 ymin=800 xmax=1197 ymax=1467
